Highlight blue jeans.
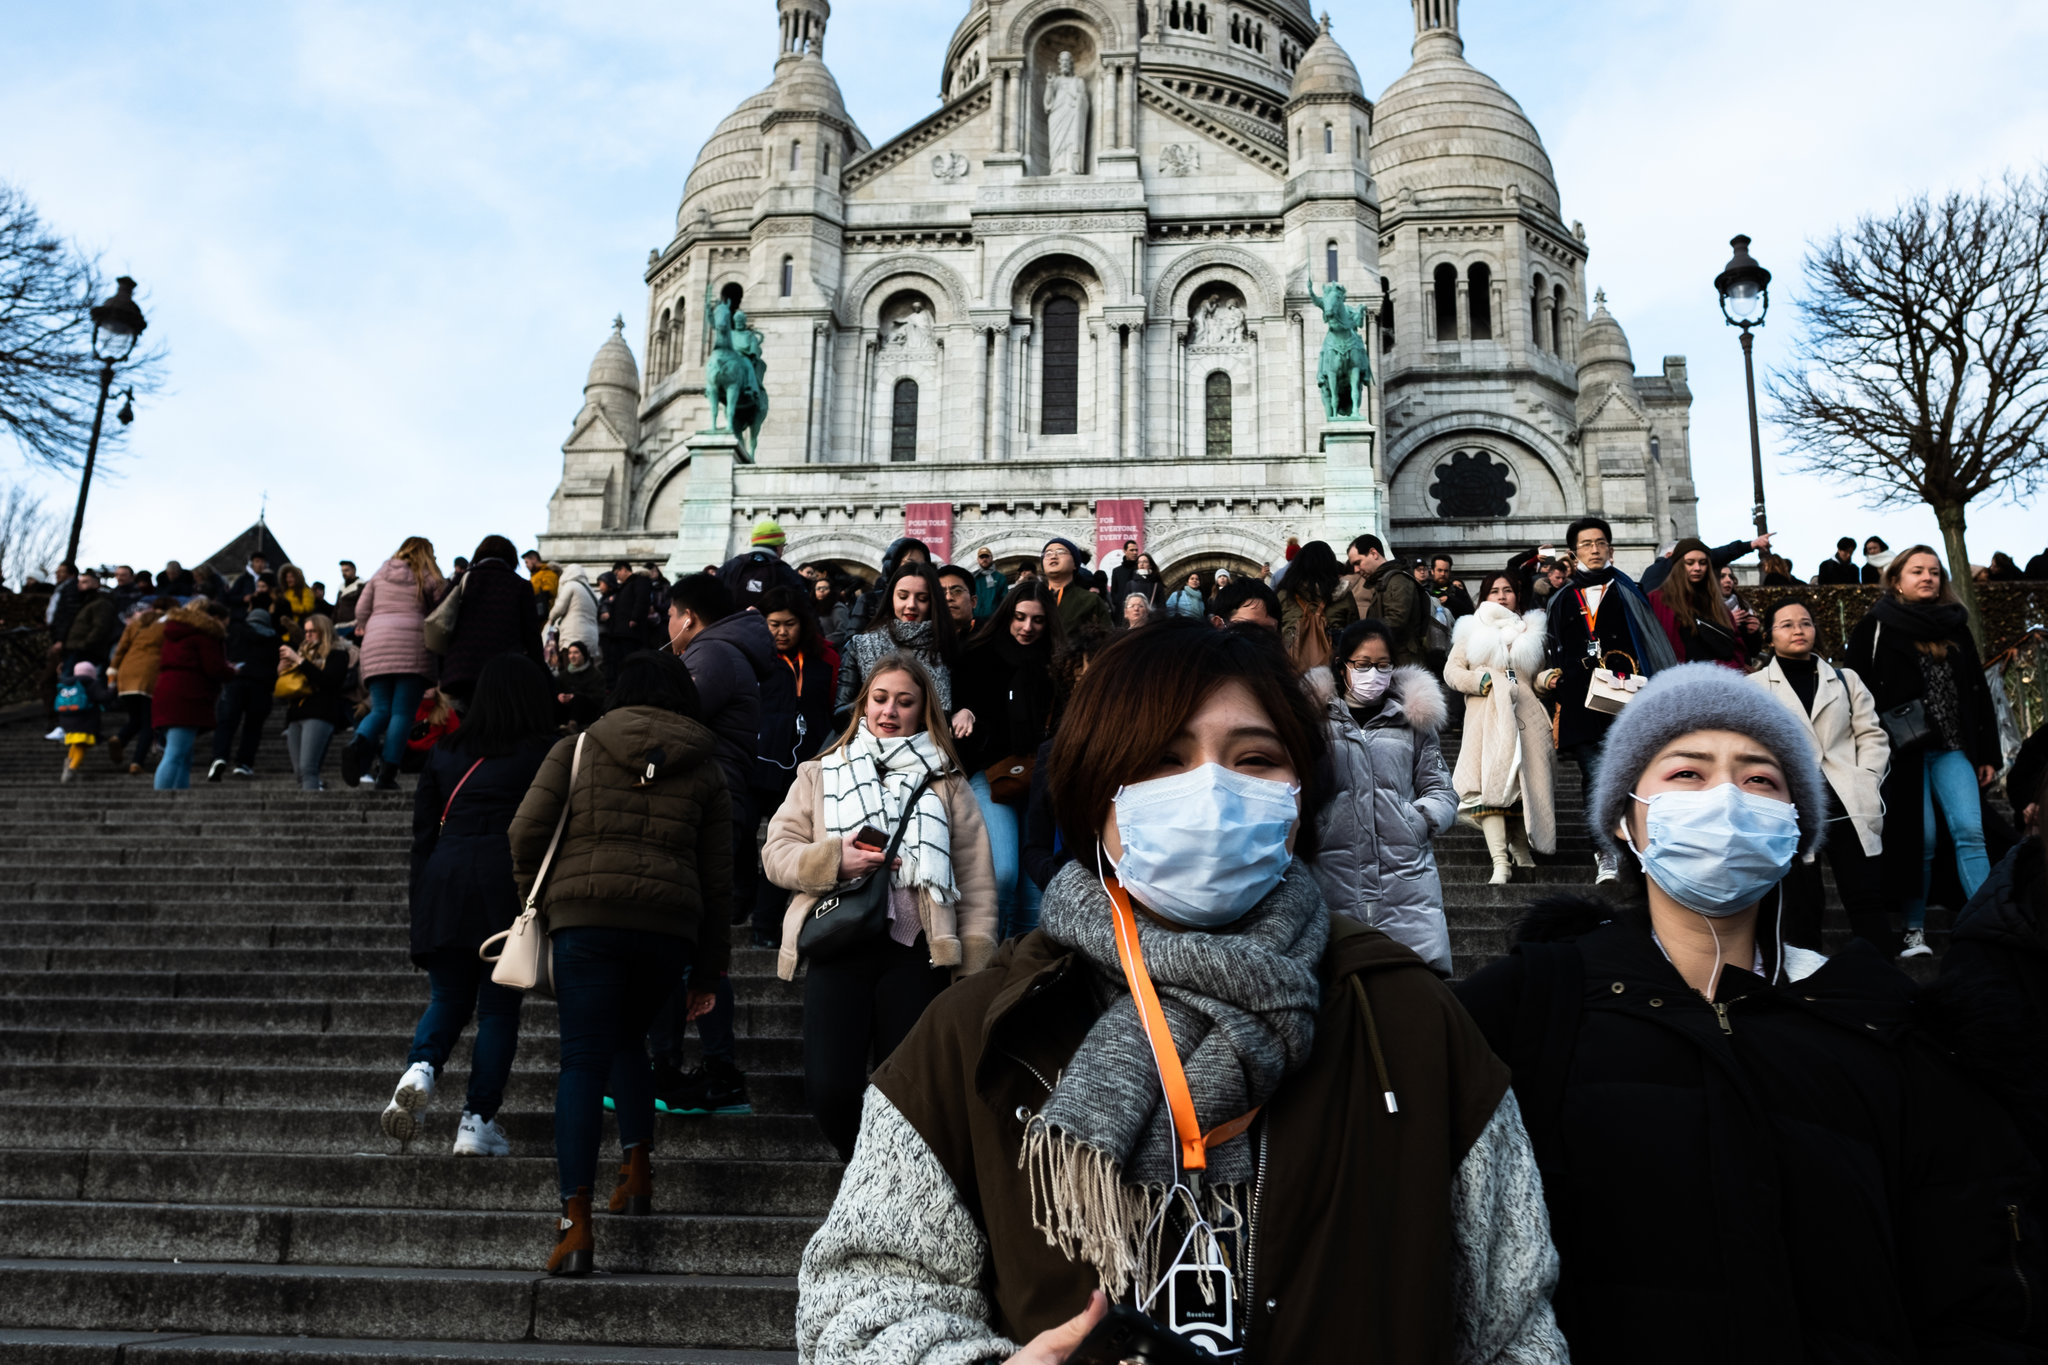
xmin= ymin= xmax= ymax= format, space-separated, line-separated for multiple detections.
xmin=970 ymin=771 xmax=1043 ymax=938
xmin=1904 ymin=747 xmax=1992 ymax=929
xmin=361 ymin=673 xmax=427 ymax=767
xmin=407 ymin=948 xmax=523 ymax=1121
xmin=286 ymin=719 xmax=335 ymax=791
xmin=153 ymin=726 xmax=197 ymax=790
xmin=551 ymin=926 xmax=689 ymax=1201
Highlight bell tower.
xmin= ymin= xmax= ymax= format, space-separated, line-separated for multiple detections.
xmin=1410 ymin=0 xmax=1462 ymax=56
xmin=778 ymin=0 xmax=829 ymax=60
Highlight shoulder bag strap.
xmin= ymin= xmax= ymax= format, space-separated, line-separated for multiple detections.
xmin=440 ymin=757 xmax=487 ymax=829
xmin=526 ymin=733 xmax=586 ymax=913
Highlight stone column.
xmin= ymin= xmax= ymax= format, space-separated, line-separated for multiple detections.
xmin=1106 ymin=324 xmax=1123 ymax=457
xmin=995 ymin=71 xmax=1009 ymax=154
xmin=1455 ymin=280 xmax=1471 ymax=342
xmin=858 ymin=335 xmax=878 ymax=461
xmin=1015 ymin=323 xmax=1034 ymax=443
xmin=1124 ymin=324 xmax=1140 ymax=462
xmin=971 ymin=326 xmax=990 ymax=461
xmin=1291 ymin=311 xmax=1308 ymax=452
xmin=991 ymin=324 xmax=1011 ymax=461
xmin=816 ymin=324 xmax=835 ymax=463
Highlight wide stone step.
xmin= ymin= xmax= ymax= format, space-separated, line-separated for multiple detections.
xmin=0 ymin=1259 xmax=797 ymax=1350
xmin=0 ymin=922 xmax=418 ymax=949
xmin=0 ymin=1201 xmax=815 ymax=1277
xmin=0 ymin=1328 xmax=797 ymax=1364
xmin=2 ymin=1150 xmax=838 ymax=1217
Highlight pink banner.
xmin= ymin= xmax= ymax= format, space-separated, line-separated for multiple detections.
xmin=903 ymin=502 xmax=953 ymax=565
xmin=1094 ymin=499 xmax=1145 ymax=570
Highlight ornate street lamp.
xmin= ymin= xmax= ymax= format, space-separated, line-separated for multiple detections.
xmin=1713 ymin=235 xmax=1772 ymax=538
xmin=65 ymin=275 xmax=147 ymax=567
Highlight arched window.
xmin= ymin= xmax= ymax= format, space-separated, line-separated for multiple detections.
xmin=780 ymin=255 xmax=794 ymax=297
xmin=1353 ymin=126 xmax=1362 ymax=159
xmin=1197 ymin=4 xmax=1209 ymax=34
xmin=1205 ymin=371 xmax=1233 ymax=457
xmin=891 ymin=379 xmax=919 ymax=461
xmin=1649 ymin=434 xmax=1662 ymax=462
xmin=821 ymin=141 xmax=831 ymax=173
xmin=1379 ymin=276 xmax=1395 ymax=353
xmin=1296 ymin=126 xmax=1304 ymax=158
xmin=1468 ymin=263 xmax=1492 ymax=340
xmin=656 ymin=308 xmax=671 ymax=376
xmin=1322 ymin=123 xmax=1333 ymax=154
xmin=1433 ymin=263 xmax=1458 ymax=341
xmin=1040 ymin=295 xmax=1080 ymax=435
xmin=1530 ymin=272 xmax=1546 ymax=351
xmin=1325 ymin=240 xmax=1339 ymax=283
xmin=721 ymin=282 xmax=744 ymax=309
xmin=790 ymin=140 xmax=802 ymax=172
xmin=1552 ymin=283 xmax=1565 ymax=353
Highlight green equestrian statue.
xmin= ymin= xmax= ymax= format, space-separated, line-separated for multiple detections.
xmin=1313 ymin=279 xmax=1373 ymax=421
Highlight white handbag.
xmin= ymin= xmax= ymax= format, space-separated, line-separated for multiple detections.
xmin=479 ymin=733 xmax=584 ymax=996
xmin=1583 ymin=651 xmax=1644 ymax=716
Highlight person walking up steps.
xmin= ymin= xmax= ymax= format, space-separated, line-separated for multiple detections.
xmin=106 ymin=597 xmax=172 ymax=773
xmin=346 ymin=537 xmax=446 ymax=790
xmin=383 ymin=655 xmax=559 ymax=1154
xmin=54 ymin=661 xmax=112 ymax=781
xmin=150 ymin=599 xmax=236 ymax=791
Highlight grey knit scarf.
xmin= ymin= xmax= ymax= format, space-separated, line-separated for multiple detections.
xmin=849 ymin=619 xmax=951 ymax=710
xmin=1023 ymin=859 xmax=1328 ymax=1294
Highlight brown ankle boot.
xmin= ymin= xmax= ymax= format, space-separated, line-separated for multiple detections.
xmin=608 ymin=1145 xmax=652 ymax=1216
xmin=547 ymin=1188 xmax=593 ymax=1276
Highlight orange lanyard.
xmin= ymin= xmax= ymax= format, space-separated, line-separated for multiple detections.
xmin=1574 ymin=587 xmax=1600 ymax=640
xmin=781 ymin=650 xmax=803 ymax=697
xmin=1104 ymin=877 xmax=1260 ymax=1174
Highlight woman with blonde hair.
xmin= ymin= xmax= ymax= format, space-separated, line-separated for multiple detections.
xmin=347 ymin=536 xmax=446 ymax=790
xmin=1847 ymin=546 xmax=2001 ymax=957
xmin=764 ymin=651 xmax=995 ymax=1160
xmin=1444 ymin=571 xmax=1555 ymax=884
xmin=277 ymin=614 xmax=351 ymax=790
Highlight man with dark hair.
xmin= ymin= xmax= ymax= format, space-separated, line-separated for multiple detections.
xmin=1640 ymin=530 xmax=1770 ymax=594
xmin=1107 ymin=538 xmax=1142 ymax=604
xmin=1538 ymin=515 xmax=1680 ymax=883
xmin=1816 ymin=536 xmax=1860 ymax=585
xmin=599 ymin=559 xmax=650 ymax=682
xmin=1209 ymin=577 xmax=1282 ymax=629
xmin=225 ymin=551 xmax=270 ymax=619
xmin=1428 ymin=554 xmax=1475 ymax=619
xmin=522 ymin=550 xmax=558 ymax=622
xmin=936 ymin=564 xmax=977 ymax=632
xmin=655 ymin=571 xmax=777 ymax=1114
xmin=1342 ymin=534 xmax=1426 ymax=667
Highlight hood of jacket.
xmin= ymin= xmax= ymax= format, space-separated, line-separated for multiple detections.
xmin=695 ymin=609 xmax=775 ymax=679
xmin=164 ymin=605 xmax=226 ymax=639
xmin=1332 ymin=663 xmax=1447 ymax=734
xmin=579 ymin=705 xmax=718 ymax=777
xmin=1451 ymin=603 xmax=1547 ymax=673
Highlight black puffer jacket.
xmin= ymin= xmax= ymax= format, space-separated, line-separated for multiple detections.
xmin=1456 ymin=896 xmax=2048 ymax=1365
xmin=508 ymin=706 xmax=733 ymax=975
xmin=408 ymin=736 xmax=553 ymax=965
xmin=952 ymin=635 xmax=1055 ymax=773
xmin=682 ymin=610 xmax=775 ymax=802
xmin=441 ymin=557 xmax=545 ymax=694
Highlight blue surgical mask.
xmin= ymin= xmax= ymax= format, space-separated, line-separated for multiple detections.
xmin=1624 ymin=783 xmax=1800 ymax=917
xmin=1110 ymin=764 xmax=1298 ymax=927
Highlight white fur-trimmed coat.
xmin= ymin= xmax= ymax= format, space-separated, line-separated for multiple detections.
xmin=1443 ymin=603 xmax=1557 ymax=853
xmin=1311 ymin=666 xmax=1458 ymax=974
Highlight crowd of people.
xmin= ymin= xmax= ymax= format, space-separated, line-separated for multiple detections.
xmin=25 ymin=513 xmax=2048 ymax=1363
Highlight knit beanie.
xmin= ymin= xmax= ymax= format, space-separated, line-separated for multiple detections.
xmin=1589 ymin=662 xmax=1827 ymax=860
xmin=69 ymin=661 xmax=97 ymax=681
xmin=1043 ymin=536 xmax=1091 ymax=567
xmin=750 ymin=518 xmax=786 ymax=550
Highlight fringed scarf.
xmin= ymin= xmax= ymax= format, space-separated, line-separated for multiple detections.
xmin=1021 ymin=860 xmax=1327 ymax=1297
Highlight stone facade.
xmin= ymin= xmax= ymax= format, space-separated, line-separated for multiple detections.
xmin=538 ymin=0 xmax=1694 ymax=581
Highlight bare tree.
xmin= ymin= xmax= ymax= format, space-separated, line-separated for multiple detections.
xmin=0 ymin=483 xmax=61 ymax=588
xmin=0 ymin=180 xmax=160 ymax=472
xmin=1771 ymin=170 xmax=2048 ymax=643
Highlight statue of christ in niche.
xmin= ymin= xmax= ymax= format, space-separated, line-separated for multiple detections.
xmin=1042 ymin=51 xmax=1089 ymax=174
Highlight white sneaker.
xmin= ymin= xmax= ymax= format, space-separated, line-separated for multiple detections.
xmin=380 ymin=1061 xmax=436 ymax=1142
xmin=1594 ymin=852 xmax=1619 ymax=884
xmin=44 ymin=727 xmax=64 ymax=741
xmin=1899 ymin=928 xmax=1932 ymax=959
xmin=452 ymin=1110 xmax=510 ymax=1157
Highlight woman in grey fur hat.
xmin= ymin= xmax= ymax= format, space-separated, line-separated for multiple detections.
xmin=1456 ymin=662 xmax=2048 ymax=1363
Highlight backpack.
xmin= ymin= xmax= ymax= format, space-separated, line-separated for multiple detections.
xmin=1425 ymin=597 xmax=1455 ymax=658
xmin=55 ymin=680 xmax=91 ymax=715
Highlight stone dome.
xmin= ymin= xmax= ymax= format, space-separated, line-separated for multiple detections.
xmin=679 ymin=85 xmax=777 ymax=232
xmin=773 ymin=51 xmax=852 ymax=119
xmin=583 ymin=317 xmax=641 ymax=441
xmin=1288 ymin=14 xmax=1363 ymax=99
xmin=1370 ymin=29 xmax=1560 ymax=217
xmin=1576 ymin=291 xmax=1635 ymax=385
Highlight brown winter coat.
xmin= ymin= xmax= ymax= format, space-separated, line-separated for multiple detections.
xmin=508 ymin=705 xmax=733 ymax=976
xmin=1443 ymin=603 xmax=1557 ymax=853
xmin=763 ymin=757 xmax=997 ymax=982
xmin=108 ymin=612 xmax=168 ymax=697
xmin=874 ymin=915 xmax=1510 ymax=1362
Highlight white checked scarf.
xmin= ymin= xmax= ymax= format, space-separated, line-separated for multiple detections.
xmin=820 ymin=722 xmax=959 ymax=905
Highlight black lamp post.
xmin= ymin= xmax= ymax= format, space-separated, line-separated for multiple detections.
xmin=1713 ymin=235 xmax=1772 ymax=538
xmin=65 ymin=275 xmax=147 ymax=568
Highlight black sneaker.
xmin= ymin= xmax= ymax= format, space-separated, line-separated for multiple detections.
xmin=374 ymin=761 xmax=400 ymax=791
xmin=232 ymin=764 xmax=254 ymax=778
xmin=339 ymin=735 xmax=371 ymax=788
xmin=658 ymin=1060 xmax=751 ymax=1116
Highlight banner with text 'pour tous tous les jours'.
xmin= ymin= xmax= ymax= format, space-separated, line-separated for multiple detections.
xmin=903 ymin=503 xmax=953 ymax=565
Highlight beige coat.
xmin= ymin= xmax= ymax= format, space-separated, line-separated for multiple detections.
xmin=1748 ymin=656 xmax=1889 ymax=856
xmin=764 ymin=757 xmax=998 ymax=982
xmin=1442 ymin=603 xmax=1557 ymax=853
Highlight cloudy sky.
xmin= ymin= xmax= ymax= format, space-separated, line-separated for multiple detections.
xmin=4 ymin=0 xmax=2044 ymax=587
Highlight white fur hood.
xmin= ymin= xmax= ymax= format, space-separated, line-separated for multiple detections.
xmin=1451 ymin=602 xmax=1547 ymax=674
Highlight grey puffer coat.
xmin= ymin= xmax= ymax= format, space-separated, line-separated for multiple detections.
xmin=1311 ymin=665 xmax=1457 ymax=974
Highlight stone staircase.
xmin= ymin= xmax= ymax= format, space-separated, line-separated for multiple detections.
xmin=0 ymin=715 xmax=827 ymax=1363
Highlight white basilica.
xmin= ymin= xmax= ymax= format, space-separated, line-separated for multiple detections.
xmin=538 ymin=0 xmax=1698 ymax=580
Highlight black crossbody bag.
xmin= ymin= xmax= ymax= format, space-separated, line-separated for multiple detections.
xmin=797 ymin=772 xmax=939 ymax=965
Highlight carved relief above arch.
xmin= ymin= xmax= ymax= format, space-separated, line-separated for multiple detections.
xmin=989 ymin=234 xmax=1128 ymax=311
xmin=1003 ymin=0 xmax=1127 ymax=54
xmin=835 ymin=253 xmax=972 ymax=328
xmin=1151 ymin=244 xmax=1286 ymax=319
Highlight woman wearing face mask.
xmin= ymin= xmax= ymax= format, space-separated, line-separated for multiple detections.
xmin=1309 ymin=619 xmax=1457 ymax=973
xmin=1748 ymin=597 xmax=1893 ymax=953
xmin=1653 ymin=538 xmax=1751 ymax=671
xmin=955 ymin=581 xmax=1065 ymax=938
xmin=1847 ymin=546 xmax=2000 ymax=959
xmin=1455 ymin=663 xmax=2046 ymax=1364
xmin=1443 ymin=572 xmax=1554 ymax=884
xmin=797 ymin=618 xmax=1565 ymax=1363
xmin=832 ymin=561 xmax=965 ymax=736
xmin=764 ymin=654 xmax=996 ymax=1161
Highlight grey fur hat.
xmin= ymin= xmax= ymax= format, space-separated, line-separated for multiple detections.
xmin=1589 ymin=662 xmax=1827 ymax=860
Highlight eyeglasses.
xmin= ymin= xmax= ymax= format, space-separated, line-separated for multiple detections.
xmin=1346 ymin=661 xmax=1393 ymax=674
xmin=1574 ymin=537 xmax=1611 ymax=550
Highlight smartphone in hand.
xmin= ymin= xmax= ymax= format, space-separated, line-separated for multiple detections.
xmin=852 ymin=825 xmax=888 ymax=851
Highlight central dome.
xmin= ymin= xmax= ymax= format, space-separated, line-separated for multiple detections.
xmin=680 ymin=85 xmax=777 ymax=232
xmin=1370 ymin=29 xmax=1559 ymax=217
